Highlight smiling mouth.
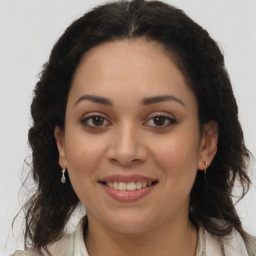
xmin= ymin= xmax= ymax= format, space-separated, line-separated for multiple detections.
xmin=99 ymin=181 xmax=158 ymax=191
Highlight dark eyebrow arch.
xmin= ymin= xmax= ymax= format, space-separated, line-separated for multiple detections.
xmin=74 ymin=95 xmax=114 ymax=106
xmin=142 ymin=95 xmax=185 ymax=107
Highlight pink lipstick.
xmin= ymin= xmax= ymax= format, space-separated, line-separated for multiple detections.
xmin=99 ymin=174 xmax=158 ymax=202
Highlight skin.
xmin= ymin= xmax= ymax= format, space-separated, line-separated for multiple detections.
xmin=55 ymin=39 xmax=218 ymax=256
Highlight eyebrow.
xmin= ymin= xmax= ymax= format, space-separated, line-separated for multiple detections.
xmin=74 ymin=94 xmax=185 ymax=107
xmin=74 ymin=95 xmax=114 ymax=106
xmin=142 ymin=95 xmax=185 ymax=107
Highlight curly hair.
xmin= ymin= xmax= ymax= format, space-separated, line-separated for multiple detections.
xmin=20 ymin=0 xmax=251 ymax=251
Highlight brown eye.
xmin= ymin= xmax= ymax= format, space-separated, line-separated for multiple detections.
xmin=144 ymin=114 xmax=176 ymax=128
xmin=153 ymin=116 xmax=166 ymax=126
xmin=92 ymin=116 xmax=104 ymax=126
xmin=81 ymin=115 xmax=110 ymax=128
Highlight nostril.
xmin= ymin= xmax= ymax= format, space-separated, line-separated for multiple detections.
xmin=109 ymin=158 xmax=118 ymax=164
xmin=108 ymin=157 xmax=142 ymax=167
xmin=132 ymin=158 xmax=141 ymax=162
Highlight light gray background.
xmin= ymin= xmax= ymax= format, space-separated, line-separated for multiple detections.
xmin=1 ymin=0 xmax=255 ymax=255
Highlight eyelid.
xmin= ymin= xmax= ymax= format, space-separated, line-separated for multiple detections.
xmin=147 ymin=111 xmax=175 ymax=119
xmin=80 ymin=111 xmax=106 ymax=120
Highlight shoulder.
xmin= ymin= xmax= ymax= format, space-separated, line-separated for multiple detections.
xmin=205 ymin=226 xmax=256 ymax=256
xmin=11 ymin=249 xmax=40 ymax=256
xmin=12 ymin=216 xmax=87 ymax=256
xmin=245 ymin=233 xmax=256 ymax=256
xmin=12 ymin=234 xmax=71 ymax=256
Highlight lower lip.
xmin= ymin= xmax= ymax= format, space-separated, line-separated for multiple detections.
xmin=101 ymin=183 xmax=155 ymax=202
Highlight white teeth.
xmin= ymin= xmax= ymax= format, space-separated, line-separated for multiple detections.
xmin=113 ymin=182 xmax=119 ymax=190
xmin=127 ymin=182 xmax=136 ymax=191
xmin=119 ymin=182 xmax=127 ymax=191
xmin=136 ymin=181 xmax=142 ymax=189
xmin=105 ymin=181 xmax=155 ymax=191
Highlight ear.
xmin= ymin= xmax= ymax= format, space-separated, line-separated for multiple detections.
xmin=54 ymin=126 xmax=67 ymax=169
xmin=198 ymin=121 xmax=218 ymax=171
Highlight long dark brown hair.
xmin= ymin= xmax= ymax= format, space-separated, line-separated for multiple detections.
xmin=17 ymin=0 xmax=251 ymax=252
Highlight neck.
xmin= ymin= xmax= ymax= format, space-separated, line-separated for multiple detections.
xmin=84 ymin=215 xmax=198 ymax=256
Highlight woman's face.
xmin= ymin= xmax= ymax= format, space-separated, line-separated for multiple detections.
xmin=55 ymin=39 xmax=217 ymax=234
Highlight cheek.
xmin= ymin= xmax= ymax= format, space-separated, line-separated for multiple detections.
xmin=63 ymin=134 xmax=107 ymax=207
xmin=151 ymin=129 xmax=200 ymax=184
xmin=64 ymin=132 xmax=106 ymax=184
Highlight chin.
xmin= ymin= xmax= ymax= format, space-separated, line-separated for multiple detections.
xmin=100 ymin=210 xmax=159 ymax=234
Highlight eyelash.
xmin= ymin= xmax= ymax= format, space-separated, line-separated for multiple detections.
xmin=80 ymin=113 xmax=176 ymax=129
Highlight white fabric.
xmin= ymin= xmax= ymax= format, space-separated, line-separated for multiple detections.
xmin=63 ymin=219 xmax=88 ymax=256
xmin=205 ymin=227 xmax=250 ymax=256
xmin=13 ymin=217 xmax=256 ymax=256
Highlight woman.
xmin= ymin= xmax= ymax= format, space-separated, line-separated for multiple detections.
xmin=13 ymin=0 xmax=256 ymax=255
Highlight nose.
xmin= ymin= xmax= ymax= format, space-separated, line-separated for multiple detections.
xmin=106 ymin=124 xmax=148 ymax=167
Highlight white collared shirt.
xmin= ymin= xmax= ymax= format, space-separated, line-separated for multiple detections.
xmin=13 ymin=217 xmax=256 ymax=256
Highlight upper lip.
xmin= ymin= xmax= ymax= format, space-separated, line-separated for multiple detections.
xmin=99 ymin=174 xmax=158 ymax=183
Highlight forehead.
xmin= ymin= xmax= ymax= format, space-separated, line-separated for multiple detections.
xmin=75 ymin=39 xmax=182 ymax=80
xmin=69 ymin=39 xmax=196 ymax=108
